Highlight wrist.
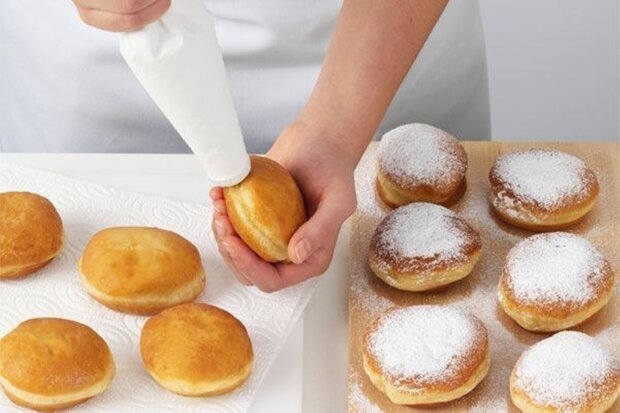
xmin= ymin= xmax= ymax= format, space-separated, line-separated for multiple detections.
xmin=286 ymin=117 xmax=361 ymax=169
xmin=294 ymin=101 xmax=373 ymax=166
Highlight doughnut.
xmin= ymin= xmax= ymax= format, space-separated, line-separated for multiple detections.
xmin=0 ymin=318 xmax=115 ymax=411
xmin=0 ymin=191 xmax=63 ymax=278
xmin=376 ymin=123 xmax=467 ymax=208
xmin=498 ymin=232 xmax=615 ymax=332
xmin=489 ymin=149 xmax=599 ymax=231
xmin=79 ymin=227 xmax=205 ymax=315
xmin=223 ymin=155 xmax=307 ymax=262
xmin=140 ymin=303 xmax=253 ymax=396
xmin=368 ymin=203 xmax=481 ymax=291
xmin=510 ymin=331 xmax=620 ymax=413
xmin=363 ymin=305 xmax=489 ymax=405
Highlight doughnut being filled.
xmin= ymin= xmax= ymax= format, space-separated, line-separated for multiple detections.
xmin=223 ymin=155 xmax=307 ymax=262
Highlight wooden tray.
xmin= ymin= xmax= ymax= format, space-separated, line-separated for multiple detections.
xmin=347 ymin=142 xmax=619 ymax=412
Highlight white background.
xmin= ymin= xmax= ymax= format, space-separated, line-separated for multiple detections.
xmin=479 ymin=0 xmax=619 ymax=142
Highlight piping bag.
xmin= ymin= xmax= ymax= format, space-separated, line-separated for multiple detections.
xmin=119 ymin=0 xmax=251 ymax=187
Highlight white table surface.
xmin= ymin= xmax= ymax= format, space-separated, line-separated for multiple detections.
xmin=0 ymin=154 xmax=349 ymax=413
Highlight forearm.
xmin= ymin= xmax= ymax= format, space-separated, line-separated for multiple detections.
xmin=298 ymin=0 xmax=449 ymax=163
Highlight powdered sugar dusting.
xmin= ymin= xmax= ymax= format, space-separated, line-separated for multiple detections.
xmin=372 ymin=203 xmax=477 ymax=271
xmin=349 ymin=143 xmax=619 ymax=412
xmin=350 ymin=269 xmax=393 ymax=314
xmin=350 ymin=146 xmax=395 ymax=314
xmin=355 ymin=148 xmax=389 ymax=220
xmin=492 ymin=149 xmax=593 ymax=209
xmin=376 ymin=204 xmax=461 ymax=258
xmin=378 ymin=123 xmax=466 ymax=187
xmin=349 ymin=380 xmax=383 ymax=413
xmin=505 ymin=232 xmax=607 ymax=306
xmin=367 ymin=306 xmax=480 ymax=385
xmin=514 ymin=331 xmax=620 ymax=412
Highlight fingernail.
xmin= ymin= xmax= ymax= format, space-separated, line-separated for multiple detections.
xmin=294 ymin=239 xmax=312 ymax=263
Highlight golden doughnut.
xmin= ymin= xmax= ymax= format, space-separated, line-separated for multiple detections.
xmin=498 ymin=232 xmax=615 ymax=332
xmin=0 ymin=318 xmax=114 ymax=411
xmin=376 ymin=123 xmax=467 ymax=208
xmin=79 ymin=227 xmax=205 ymax=315
xmin=140 ymin=303 xmax=253 ymax=396
xmin=369 ymin=203 xmax=481 ymax=291
xmin=510 ymin=331 xmax=620 ymax=413
xmin=224 ymin=155 xmax=307 ymax=262
xmin=0 ymin=191 xmax=63 ymax=278
xmin=489 ymin=149 xmax=599 ymax=231
xmin=363 ymin=305 xmax=489 ymax=405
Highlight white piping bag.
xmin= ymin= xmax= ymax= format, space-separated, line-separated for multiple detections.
xmin=119 ymin=0 xmax=250 ymax=186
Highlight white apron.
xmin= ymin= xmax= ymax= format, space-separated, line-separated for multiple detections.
xmin=0 ymin=0 xmax=490 ymax=154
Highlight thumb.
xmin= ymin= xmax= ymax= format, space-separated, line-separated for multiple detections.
xmin=288 ymin=194 xmax=355 ymax=264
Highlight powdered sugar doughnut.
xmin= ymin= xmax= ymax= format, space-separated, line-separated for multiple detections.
xmin=489 ymin=149 xmax=599 ymax=231
xmin=376 ymin=123 xmax=467 ymax=208
xmin=510 ymin=331 xmax=620 ymax=413
xmin=363 ymin=305 xmax=489 ymax=405
xmin=369 ymin=203 xmax=481 ymax=291
xmin=498 ymin=232 xmax=615 ymax=332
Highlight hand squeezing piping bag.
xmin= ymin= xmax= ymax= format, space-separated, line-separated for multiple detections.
xmin=119 ymin=0 xmax=250 ymax=186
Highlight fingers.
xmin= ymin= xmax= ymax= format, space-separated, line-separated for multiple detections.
xmin=212 ymin=199 xmax=227 ymax=215
xmin=209 ymin=184 xmax=354 ymax=292
xmin=211 ymin=201 xmax=254 ymax=286
xmin=211 ymin=197 xmax=283 ymax=291
xmin=273 ymin=248 xmax=335 ymax=288
xmin=211 ymin=207 xmax=312 ymax=293
xmin=288 ymin=189 xmax=356 ymax=265
xmin=245 ymin=191 xmax=357 ymax=291
xmin=209 ymin=187 xmax=224 ymax=201
xmin=74 ymin=0 xmax=158 ymax=13
xmin=74 ymin=0 xmax=171 ymax=32
xmin=217 ymin=242 xmax=253 ymax=286
xmin=248 ymin=242 xmax=339 ymax=292
xmin=219 ymin=235 xmax=283 ymax=292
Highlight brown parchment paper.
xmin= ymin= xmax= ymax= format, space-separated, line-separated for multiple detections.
xmin=348 ymin=142 xmax=619 ymax=412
